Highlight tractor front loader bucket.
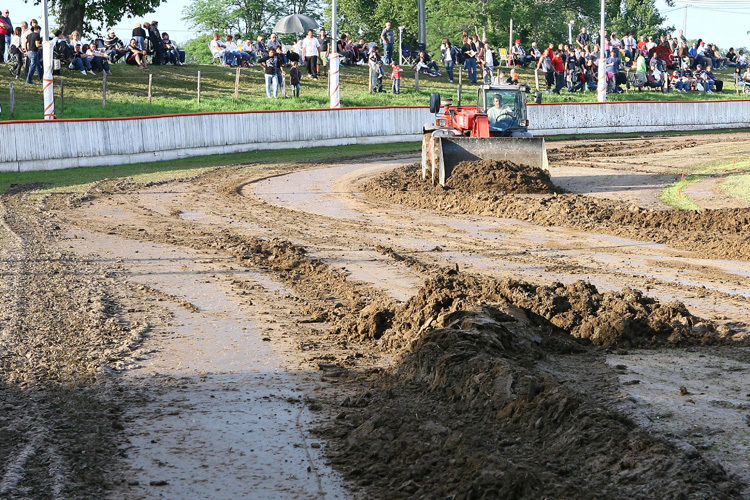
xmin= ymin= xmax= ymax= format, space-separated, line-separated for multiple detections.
xmin=423 ymin=136 xmax=549 ymax=186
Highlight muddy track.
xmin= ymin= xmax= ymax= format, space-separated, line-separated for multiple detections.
xmin=1 ymin=134 xmax=749 ymax=498
xmin=0 ymin=196 xmax=166 ymax=499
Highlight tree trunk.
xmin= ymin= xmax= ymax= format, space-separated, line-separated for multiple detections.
xmin=57 ymin=0 xmax=86 ymax=36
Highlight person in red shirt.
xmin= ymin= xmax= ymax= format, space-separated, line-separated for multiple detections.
xmin=391 ymin=64 xmax=402 ymax=93
xmin=551 ymin=50 xmax=565 ymax=93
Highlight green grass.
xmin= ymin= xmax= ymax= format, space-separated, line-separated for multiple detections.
xmin=719 ymin=172 xmax=750 ymax=203
xmin=1 ymin=60 xmax=747 ymax=121
xmin=0 ymin=141 xmax=420 ymax=194
xmin=661 ymin=174 xmax=703 ymax=210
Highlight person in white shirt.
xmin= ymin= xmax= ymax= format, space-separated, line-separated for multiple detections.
xmin=301 ymin=29 xmax=320 ymax=79
xmin=225 ymin=35 xmax=248 ymax=66
xmin=209 ymin=32 xmax=231 ymax=66
xmin=645 ymin=36 xmax=657 ymax=52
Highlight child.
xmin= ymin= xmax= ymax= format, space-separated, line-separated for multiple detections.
xmin=375 ymin=61 xmax=385 ymax=92
xmin=369 ymin=46 xmax=380 ymax=91
xmin=391 ymin=64 xmax=402 ymax=94
xmin=290 ymin=60 xmax=301 ymax=97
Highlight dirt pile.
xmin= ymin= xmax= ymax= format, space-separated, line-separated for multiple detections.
xmin=363 ymin=164 xmax=750 ymax=261
xmin=325 ymin=301 xmax=742 ymax=499
xmin=445 ymin=159 xmax=561 ymax=194
xmin=338 ymin=274 xmax=728 ymax=351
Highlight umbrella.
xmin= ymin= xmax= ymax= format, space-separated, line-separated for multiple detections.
xmin=273 ymin=13 xmax=319 ymax=34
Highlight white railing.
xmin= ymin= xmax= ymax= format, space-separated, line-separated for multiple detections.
xmin=2 ymin=100 xmax=750 ymax=173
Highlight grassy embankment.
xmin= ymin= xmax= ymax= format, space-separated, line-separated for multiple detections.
xmin=0 ymin=60 xmax=747 ymax=121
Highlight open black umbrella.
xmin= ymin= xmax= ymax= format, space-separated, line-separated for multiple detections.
xmin=273 ymin=14 xmax=319 ymax=34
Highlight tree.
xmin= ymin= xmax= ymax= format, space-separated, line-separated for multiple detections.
xmin=606 ymin=0 xmax=673 ymax=39
xmin=45 ymin=0 xmax=164 ymax=37
xmin=182 ymin=0 xmax=323 ymax=37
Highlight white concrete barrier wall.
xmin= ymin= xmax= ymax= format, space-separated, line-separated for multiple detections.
xmin=527 ymin=100 xmax=750 ymax=135
xmin=2 ymin=100 xmax=750 ymax=173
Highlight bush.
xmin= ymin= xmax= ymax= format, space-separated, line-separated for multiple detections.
xmin=183 ymin=34 xmax=214 ymax=64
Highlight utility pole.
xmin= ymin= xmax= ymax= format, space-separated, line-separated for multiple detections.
xmin=41 ymin=0 xmax=55 ymax=119
xmin=683 ymin=5 xmax=688 ymax=36
xmin=597 ymin=0 xmax=606 ymax=102
xmin=329 ymin=0 xmax=340 ymax=108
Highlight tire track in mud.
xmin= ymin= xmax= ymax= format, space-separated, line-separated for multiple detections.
xmin=0 ymin=195 xmax=165 ymax=499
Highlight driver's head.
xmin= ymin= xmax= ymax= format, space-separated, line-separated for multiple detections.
xmin=493 ymin=94 xmax=502 ymax=107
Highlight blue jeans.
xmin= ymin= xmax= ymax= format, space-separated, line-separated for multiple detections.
xmin=292 ymin=83 xmax=300 ymax=97
xmin=445 ymin=60 xmax=454 ymax=81
xmin=264 ymin=73 xmax=278 ymax=97
xmin=383 ymin=43 xmax=393 ymax=64
xmin=134 ymin=36 xmax=145 ymax=51
xmin=90 ymin=56 xmax=110 ymax=72
xmin=26 ymin=50 xmax=42 ymax=83
xmin=464 ymin=58 xmax=477 ymax=82
xmin=68 ymin=57 xmax=85 ymax=72
xmin=392 ymin=78 xmax=400 ymax=93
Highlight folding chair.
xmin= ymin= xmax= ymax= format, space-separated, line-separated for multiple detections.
xmin=497 ymin=47 xmax=511 ymax=67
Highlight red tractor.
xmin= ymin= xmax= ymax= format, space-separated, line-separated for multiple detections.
xmin=422 ymin=84 xmax=548 ymax=185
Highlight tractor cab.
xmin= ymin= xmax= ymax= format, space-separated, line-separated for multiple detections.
xmin=477 ymin=85 xmax=529 ymax=136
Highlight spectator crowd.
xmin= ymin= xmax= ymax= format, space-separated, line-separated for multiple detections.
xmin=1 ymin=12 xmax=183 ymax=84
xmin=1 ymin=9 xmax=745 ymax=97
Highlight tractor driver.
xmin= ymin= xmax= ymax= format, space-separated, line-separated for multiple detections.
xmin=487 ymin=93 xmax=515 ymax=132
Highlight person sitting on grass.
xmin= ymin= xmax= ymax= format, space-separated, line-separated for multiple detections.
xmin=125 ymin=37 xmax=148 ymax=69
xmin=670 ymin=70 xmax=689 ymax=93
xmin=704 ymin=65 xmax=722 ymax=92
xmin=695 ymin=64 xmax=715 ymax=93
xmin=414 ymin=49 xmax=440 ymax=76
xmin=73 ymin=43 xmax=95 ymax=74
xmin=161 ymin=32 xmax=182 ymax=65
xmin=86 ymin=42 xmax=112 ymax=75
xmin=104 ymin=30 xmax=127 ymax=63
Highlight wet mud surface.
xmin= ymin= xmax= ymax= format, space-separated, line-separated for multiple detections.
xmin=1 ymin=133 xmax=750 ymax=499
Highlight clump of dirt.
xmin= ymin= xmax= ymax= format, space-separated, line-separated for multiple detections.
xmin=338 ymin=274 xmax=728 ymax=352
xmin=498 ymin=280 xmax=728 ymax=347
xmin=446 ymin=159 xmax=561 ymax=195
xmin=324 ymin=302 xmax=742 ymax=499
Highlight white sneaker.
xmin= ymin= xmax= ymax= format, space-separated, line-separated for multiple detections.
xmin=87 ymin=70 xmax=95 ymax=75
xmin=81 ymin=70 xmax=87 ymax=75
xmin=707 ymin=90 xmax=713 ymax=93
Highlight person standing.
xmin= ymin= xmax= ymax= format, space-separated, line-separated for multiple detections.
xmin=0 ymin=9 xmax=11 ymax=63
xmin=259 ymin=47 xmax=283 ymax=97
xmin=461 ymin=35 xmax=477 ymax=83
xmin=318 ymin=28 xmax=330 ymax=77
xmin=25 ymin=25 xmax=42 ymax=84
xmin=440 ymin=39 xmax=454 ymax=83
xmin=132 ymin=23 xmax=146 ymax=51
xmin=380 ymin=21 xmax=394 ymax=64
xmin=290 ymin=60 xmax=301 ymax=97
xmin=391 ymin=63 xmax=402 ymax=93
xmin=576 ymin=27 xmax=590 ymax=51
xmin=301 ymin=29 xmax=320 ymax=80
xmin=148 ymin=21 xmax=164 ymax=64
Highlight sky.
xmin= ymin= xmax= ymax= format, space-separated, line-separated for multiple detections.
xmin=7 ymin=0 xmax=750 ymax=48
